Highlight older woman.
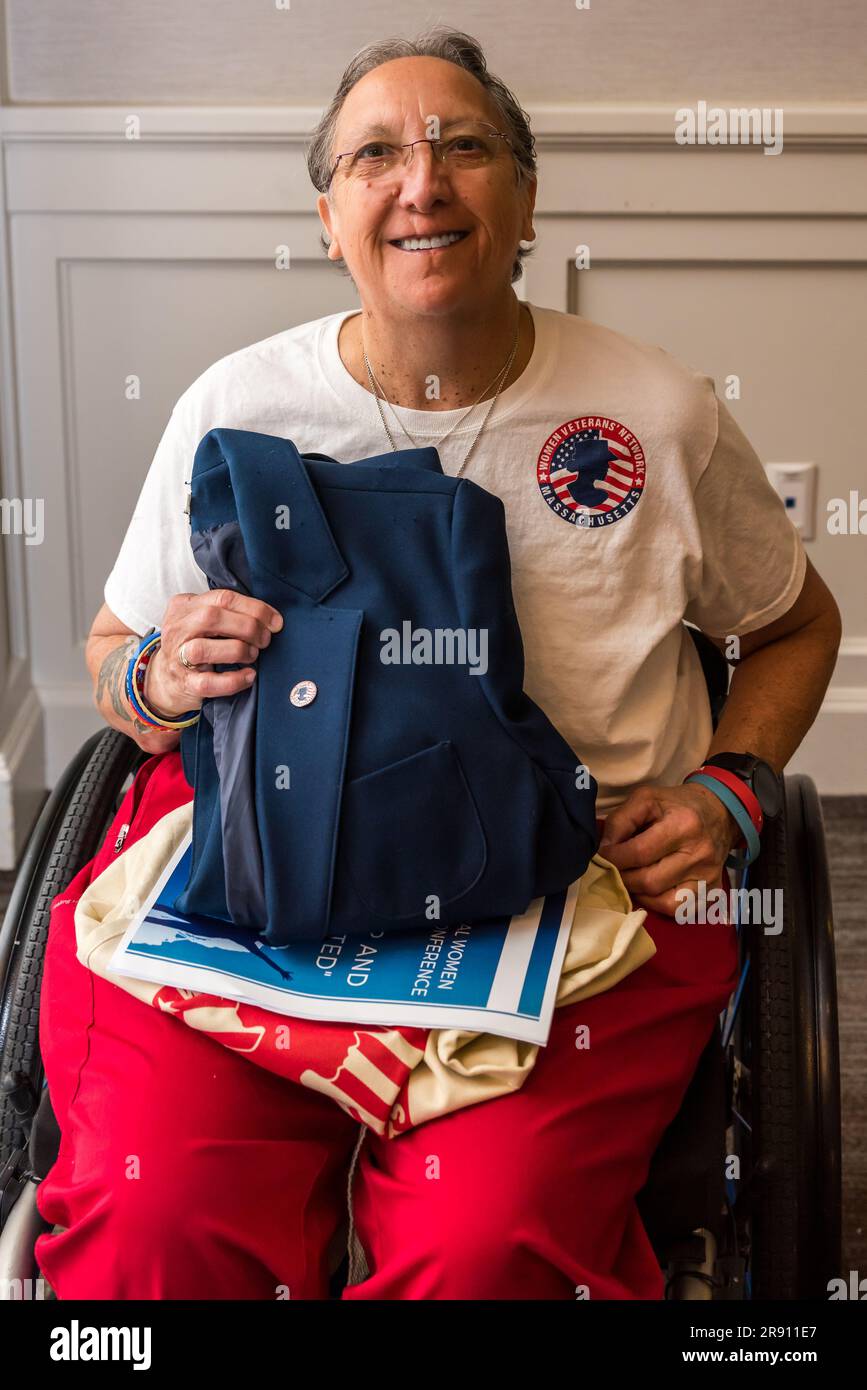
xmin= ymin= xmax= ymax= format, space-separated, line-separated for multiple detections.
xmin=42 ymin=27 xmax=839 ymax=1300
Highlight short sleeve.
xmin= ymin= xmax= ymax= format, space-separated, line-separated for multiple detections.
xmin=682 ymin=395 xmax=808 ymax=637
xmin=103 ymin=401 xmax=209 ymax=635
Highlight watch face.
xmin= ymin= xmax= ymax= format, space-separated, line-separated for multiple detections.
xmin=705 ymin=752 xmax=783 ymax=819
xmin=753 ymin=760 xmax=784 ymax=819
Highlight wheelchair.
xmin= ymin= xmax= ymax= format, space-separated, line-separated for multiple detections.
xmin=0 ymin=627 xmax=843 ymax=1300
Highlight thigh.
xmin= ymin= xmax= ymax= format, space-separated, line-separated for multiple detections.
xmin=35 ymin=885 xmax=359 ymax=1299
xmin=347 ymin=908 xmax=738 ymax=1300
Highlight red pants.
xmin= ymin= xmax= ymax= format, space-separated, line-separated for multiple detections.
xmin=34 ymin=762 xmax=737 ymax=1300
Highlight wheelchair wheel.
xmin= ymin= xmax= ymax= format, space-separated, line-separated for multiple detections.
xmin=743 ymin=773 xmax=842 ymax=1300
xmin=0 ymin=730 xmax=148 ymax=1171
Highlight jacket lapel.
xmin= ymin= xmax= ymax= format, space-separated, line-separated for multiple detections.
xmin=191 ymin=428 xmax=349 ymax=602
xmin=254 ymin=598 xmax=363 ymax=941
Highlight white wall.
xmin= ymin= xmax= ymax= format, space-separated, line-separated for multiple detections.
xmin=0 ymin=4 xmax=865 ymax=862
xmin=4 ymin=0 xmax=866 ymax=104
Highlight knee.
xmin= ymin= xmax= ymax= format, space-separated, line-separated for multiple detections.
xmin=103 ymin=1141 xmax=199 ymax=1243
xmin=376 ymin=1165 xmax=559 ymax=1297
xmin=36 ymin=1141 xmax=215 ymax=1299
xmin=88 ymin=1138 xmax=228 ymax=1297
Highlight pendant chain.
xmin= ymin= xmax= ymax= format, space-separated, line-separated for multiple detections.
xmin=362 ymin=304 xmax=523 ymax=479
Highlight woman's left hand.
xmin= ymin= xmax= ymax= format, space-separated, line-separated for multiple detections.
xmin=597 ymin=782 xmax=743 ymax=916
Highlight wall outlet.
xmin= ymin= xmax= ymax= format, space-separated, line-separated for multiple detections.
xmin=765 ymin=462 xmax=817 ymax=541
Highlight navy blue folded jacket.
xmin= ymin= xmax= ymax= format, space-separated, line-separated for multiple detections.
xmin=172 ymin=428 xmax=599 ymax=945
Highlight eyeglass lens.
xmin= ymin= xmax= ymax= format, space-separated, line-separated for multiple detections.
xmin=336 ymin=122 xmax=506 ymax=181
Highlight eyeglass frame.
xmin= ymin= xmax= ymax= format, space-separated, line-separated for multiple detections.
xmin=325 ymin=122 xmax=516 ymax=191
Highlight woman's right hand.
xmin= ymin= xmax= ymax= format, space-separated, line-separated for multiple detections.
xmin=143 ymin=590 xmax=283 ymax=719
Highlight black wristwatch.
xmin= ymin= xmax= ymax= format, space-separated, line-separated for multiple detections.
xmin=702 ymin=751 xmax=783 ymax=820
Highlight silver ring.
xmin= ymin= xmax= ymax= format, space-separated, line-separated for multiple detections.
xmin=178 ymin=643 xmax=195 ymax=670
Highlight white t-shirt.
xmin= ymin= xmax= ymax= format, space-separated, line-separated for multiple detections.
xmin=104 ymin=302 xmax=806 ymax=814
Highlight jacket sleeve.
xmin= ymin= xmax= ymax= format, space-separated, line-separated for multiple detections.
xmin=450 ymin=478 xmax=596 ymax=793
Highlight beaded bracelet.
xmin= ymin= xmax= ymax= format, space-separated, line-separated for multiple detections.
xmin=126 ymin=629 xmax=200 ymax=731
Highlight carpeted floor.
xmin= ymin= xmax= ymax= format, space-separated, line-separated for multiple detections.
xmin=1 ymin=795 xmax=865 ymax=1280
xmin=819 ymin=797 xmax=867 ymax=1276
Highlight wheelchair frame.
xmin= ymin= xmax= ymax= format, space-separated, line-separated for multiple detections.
xmin=0 ymin=627 xmax=843 ymax=1301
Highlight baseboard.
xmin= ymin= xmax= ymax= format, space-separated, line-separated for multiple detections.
xmin=787 ymin=694 xmax=867 ymax=794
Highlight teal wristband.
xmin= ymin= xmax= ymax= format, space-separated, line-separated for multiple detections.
xmin=684 ymin=771 xmax=762 ymax=867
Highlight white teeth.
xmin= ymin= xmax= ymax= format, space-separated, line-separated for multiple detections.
xmin=394 ymin=231 xmax=466 ymax=250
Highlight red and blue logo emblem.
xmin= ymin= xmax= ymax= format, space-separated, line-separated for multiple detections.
xmin=536 ymin=417 xmax=646 ymax=527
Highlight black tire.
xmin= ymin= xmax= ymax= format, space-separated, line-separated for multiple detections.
xmin=0 ymin=730 xmax=147 ymax=1169
xmin=747 ymin=773 xmax=841 ymax=1299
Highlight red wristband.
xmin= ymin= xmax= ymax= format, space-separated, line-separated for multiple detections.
xmin=686 ymin=763 xmax=764 ymax=845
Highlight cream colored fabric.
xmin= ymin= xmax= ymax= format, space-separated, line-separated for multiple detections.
xmin=75 ymin=802 xmax=195 ymax=1008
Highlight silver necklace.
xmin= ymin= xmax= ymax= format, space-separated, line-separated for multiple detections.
xmin=365 ymin=311 xmax=520 ymax=451
xmin=362 ymin=304 xmax=523 ymax=479
xmin=367 ymin=350 xmax=512 ymax=453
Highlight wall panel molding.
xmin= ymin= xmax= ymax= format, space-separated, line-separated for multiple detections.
xmin=2 ymin=103 xmax=867 ymax=146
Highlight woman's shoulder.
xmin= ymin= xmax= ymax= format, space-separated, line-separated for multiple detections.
xmin=539 ymin=304 xmax=718 ymax=437
xmin=544 ymin=304 xmax=711 ymax=389
xmin=170 ymin=309 xmax=346 ymax=436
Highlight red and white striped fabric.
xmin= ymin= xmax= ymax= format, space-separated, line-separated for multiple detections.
xmin=146 ymin=987 xmax=428 ymax=1136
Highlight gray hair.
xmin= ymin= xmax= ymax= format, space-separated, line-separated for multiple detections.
xmin=306 ymin=25 xmax=537 ymax=285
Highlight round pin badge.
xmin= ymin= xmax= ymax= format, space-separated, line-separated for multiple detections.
xmin=289 ymin=680 xmax=318 ymax=707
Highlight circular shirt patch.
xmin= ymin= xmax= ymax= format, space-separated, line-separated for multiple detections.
xmin=536 ymin=416 xmax=646 ymax=527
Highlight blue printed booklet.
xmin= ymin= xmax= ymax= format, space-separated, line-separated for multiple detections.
xmin=108 ymin=829 xmax=579 ymax=1045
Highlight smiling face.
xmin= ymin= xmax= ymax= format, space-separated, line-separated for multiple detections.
xmin=316 ymin=56 xmax=536 ymax=317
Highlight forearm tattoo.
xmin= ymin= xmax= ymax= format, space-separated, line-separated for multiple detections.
xmin=96 ymin=636 xmax=151 ymax=734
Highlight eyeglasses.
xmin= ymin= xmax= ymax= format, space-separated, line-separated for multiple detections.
xmin=326 ymin=121 xmax=514 ymax=189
